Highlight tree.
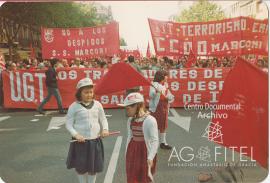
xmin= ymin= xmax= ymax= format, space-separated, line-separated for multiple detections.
xmin=120 ymin=38 xmax=127 ymax=46
xmin=172 ymin=0 xmax=225 ymax=23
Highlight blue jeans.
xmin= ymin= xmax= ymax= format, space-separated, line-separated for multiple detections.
xmin=38 ymin=87 xmax=63 ymax=111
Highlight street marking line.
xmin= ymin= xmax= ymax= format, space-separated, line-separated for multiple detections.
xmin=104 ymin=136 xmax=123 ymax=183
xmin=30 ymin=119 xmax=39 ymax=122
xmin=0 ymin=128 xmax=19 ymax=132
xmin=0 ymin=177 xmax=6 ymax=183
xmin=169 ymin=108 xmax=191 ymax=132
xmin=50 ymin=126 xmax=61 ymax=130
xmin=0 ymin=116 xmax=11 ymax=122
xmin=34 ymin=114 xmax=44 ymax=117
xmin=47 ymin=117 xmax=66 ymax=131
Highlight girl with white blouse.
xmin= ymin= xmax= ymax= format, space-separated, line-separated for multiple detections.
xmin=119 ymin=92 xmax=159 ymax=183
xmin=66 ymin=78 xmax=109 ymax=183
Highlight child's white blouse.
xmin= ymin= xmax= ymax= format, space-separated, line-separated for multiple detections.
xmin=66 ymin=100 xmax=109 ymax=139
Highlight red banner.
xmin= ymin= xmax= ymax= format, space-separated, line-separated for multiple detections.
xmin=41 ymin=22 xmax=120 ymax=59
xmin=148 ymin=17 xmax=268 ymax=56
xmin=2 ymin=68 xmax=230 ymax=109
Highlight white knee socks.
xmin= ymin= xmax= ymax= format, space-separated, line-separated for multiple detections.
xmin=87 ymin=174 xmax=97 ymax=183
xmin=77 ymin=173 xmax=87 ymax=183
xmin=160 ymin=132 xmax=167 ymax=144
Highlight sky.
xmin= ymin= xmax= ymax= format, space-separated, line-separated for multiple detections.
xmin=98 ymin=1 xmax=238 ymax=54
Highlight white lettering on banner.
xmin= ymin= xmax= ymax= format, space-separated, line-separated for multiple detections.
xmin=67 ymin=38 xmax=105 ymax=47
xmin=171 ymin=81 xmax=180 ymax=91
xmin=179 ymin=18 xmax=247 ymax=37
xmin=177 ymin=70 xmax=197 ymax=79
xmin=10 ymin=72 xmax=21 ymax=102
xmin=170 ymin=39 xmax=178 ymax=53
xmin=197 ymin=41 xmax=207 ymax=55
xmin=211 ymin=40 xmax=262 ymax=52
xmin=62 ymin=29 xmax=70 ymax=36
xmin=83 ymin=70 xmax=103 ymax=80
xmin=204 ymin=69 xmax=222 ymax=78
xmin=79 ymin=29 xmax=84 ymax=36
xmin=92 ymin=27 xmax=106 ymax=34
xmin=100 ymin=95 xmax=124 ymax=105
xmin=35 ymin=73 xmax=45 ymax=102
xmin=187 ymin=81 xmax=224 ymax=91
xmin=22 ymin=73 xmax=34 ymax=102
xmin=252 ymin=22 xmax=268 ymax=33
xmin=183 ymin=94 xmax=201 ymax=103
xmin=75 ymin=48 xmax=107 ymax=56
xmin=155 ymin=37 xmax=165 ymax=52
xmin=58 ymin=70 xmax=77 ymax=80
xmin=210 ymin=91 xmax=219 ymax=103
xmin=184 ymin=42 xmax=192 ymax=55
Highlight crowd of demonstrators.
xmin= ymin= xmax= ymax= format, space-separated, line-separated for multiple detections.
xmin=0 ymin=54 xmax=268 ymax=73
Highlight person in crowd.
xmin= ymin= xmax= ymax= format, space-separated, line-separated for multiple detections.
xmin=10 ymin=63 xmax=17 ymax=71
xmin=118 ymin=92 xmax=158 ymax=183
xmin=72 ymin=58 xmax=85 ymax=68
xmin=37 ymin=58 xmax=66 ymax=114
xmin=149 ymin=70 xmax=174 ymax=150
xmin=126 ymin=55 xmax=142 ymax=95
xmin=66 ymin=77 xmax=109 ymax=183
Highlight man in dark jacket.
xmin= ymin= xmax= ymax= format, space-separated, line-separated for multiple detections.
xmin=37 ymin=59 xmax=66 ymax=114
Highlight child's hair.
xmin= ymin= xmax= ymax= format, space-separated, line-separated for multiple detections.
xmin=75 ymin=85 xmax=94 ymax=101
xmin=153 ymin=70 xmax=168 ymax=83
xmin=134 ymin=102 xmax=147 ymax=119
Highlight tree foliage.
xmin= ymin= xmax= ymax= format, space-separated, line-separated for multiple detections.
xmin=120 ymin=38 xmax=127 ymax=46
xmin=173 ymin=0 xmax=225 ymax=23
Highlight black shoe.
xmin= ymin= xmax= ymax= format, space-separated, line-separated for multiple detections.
xmin=59 ymin=110 xmax=67 ymax=114
xmin=160 ymin=143 xmax=172 ymax=150
xmin=37 ymin=109 xmax=45 ymax=115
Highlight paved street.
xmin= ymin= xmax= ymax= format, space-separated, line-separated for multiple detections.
xmin=0 ymin=108 xmax=268 ymax=183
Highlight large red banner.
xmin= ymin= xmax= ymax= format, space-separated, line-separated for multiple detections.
xmin=148 ymin=17 xmax=268 ymax=56
xmin=41 ymin=21 xmax=120 ymax=59
xmin=2 ymin=68 xmax=230 ymax=109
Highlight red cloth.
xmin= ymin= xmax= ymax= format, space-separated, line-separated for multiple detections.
xmin=186 ymin=49 xmax=196 ymax=68
xmin=151 ymin=97 xmax=169 ymax=133
xmin=126 ymin=120 xmax=157 ymax=183
xmin=94 ymin=62 xmax=151 ymax=95
xmin=146 ymin=42 xmax=151 ymax=58
xmin=30 ymin=43 xmax=35 ymax=59
xmin=210 ymin=57 xmax=268 ymax=169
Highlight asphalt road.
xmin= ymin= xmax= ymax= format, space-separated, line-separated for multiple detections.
xmin=0 ymin=108 xmax=268 ymax=183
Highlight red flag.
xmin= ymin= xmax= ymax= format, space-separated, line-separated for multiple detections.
xmin=94 ymin=62 xmax=151 ymax=95
xmin=146 ymin=42 xmax=151 ymax=58
xmin=186 ymin=50 xmax=196 ymax=68
xmin=30 ymin=43 xmax=35 ymax=59
xmin=209 ymin=57 xmax=268 ymax=169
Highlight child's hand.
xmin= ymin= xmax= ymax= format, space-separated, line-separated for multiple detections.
xmin=101 ymin=130 xmax=109 ymax=138
xmin=74 ymin=134 xmax=85 ymax=142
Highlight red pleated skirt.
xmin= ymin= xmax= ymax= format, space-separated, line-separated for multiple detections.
xmin=151 ymin=99 xmax=169 ymax=132
xmin=126 ymin=139 xmax=157 ymax=183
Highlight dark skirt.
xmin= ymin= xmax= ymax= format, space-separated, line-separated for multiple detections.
xmin=66 ymin=137 xmax=104 ymax=174
xmin=126 ymin=139 xmax=157 ymax=183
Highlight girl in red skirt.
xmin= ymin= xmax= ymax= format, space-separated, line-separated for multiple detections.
xmin=149 ymin=70 xmax=174 ymax=150
xmin=119 ymin=92 xmax=159 ymax=183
